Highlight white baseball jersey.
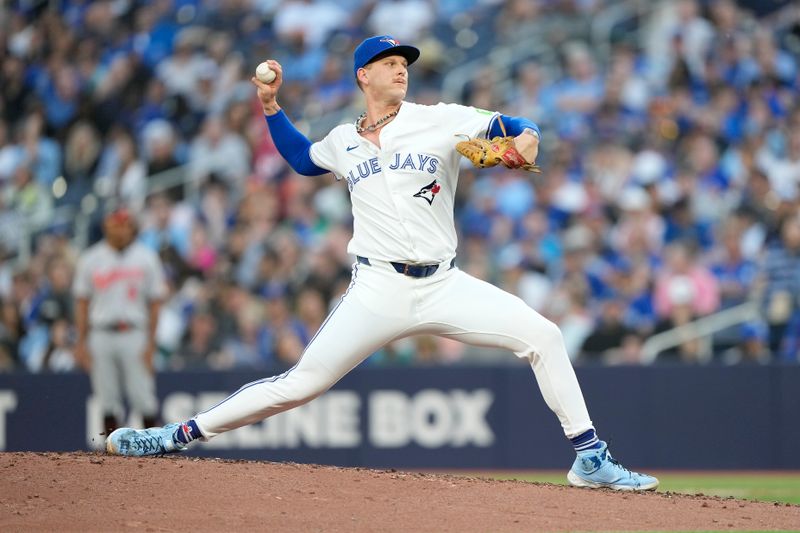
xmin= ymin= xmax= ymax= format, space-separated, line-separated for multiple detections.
xmin=310 ymin=101 xmax=498 ymax=264
xmin=72 ymin=240 xmax=168 ymax=327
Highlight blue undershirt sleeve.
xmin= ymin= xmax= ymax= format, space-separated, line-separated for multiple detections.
xmin=488 ymin=114 xmax=541 ymax=139
xmin=264 ymin=111 xmax=328 ymax=176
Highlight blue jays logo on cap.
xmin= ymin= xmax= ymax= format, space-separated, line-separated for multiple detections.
xmin=353 ymin=35 xmax=421 ymax=78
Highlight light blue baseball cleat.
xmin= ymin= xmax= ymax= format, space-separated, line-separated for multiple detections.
xmin=567 ymin=441 xmax=659 ymax=491
xmin=106 ymin=423 xmax=187 ymax=456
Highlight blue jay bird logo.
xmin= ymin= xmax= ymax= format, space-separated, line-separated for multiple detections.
xmin=380 ymin=37 xmax=400 ymax=46
xmin=413 ymin=179 xmax=441 ymax=205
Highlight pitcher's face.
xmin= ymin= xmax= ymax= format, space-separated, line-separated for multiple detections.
xmin=359 ymin=55 xmax=408 ymax=102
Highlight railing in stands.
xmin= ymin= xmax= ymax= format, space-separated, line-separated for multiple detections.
xmin=640 ymin=301 xmax=760 ymax=364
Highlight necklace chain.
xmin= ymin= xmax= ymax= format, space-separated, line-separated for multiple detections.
xmin=355 ymin=109 xmax=399 ymax=133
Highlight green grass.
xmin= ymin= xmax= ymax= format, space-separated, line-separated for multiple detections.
xmin=473 ymin=471 xmax=800 ymax=505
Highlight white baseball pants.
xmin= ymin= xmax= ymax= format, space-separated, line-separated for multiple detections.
xmin=195 ymin=260 xmax=593 ymax=439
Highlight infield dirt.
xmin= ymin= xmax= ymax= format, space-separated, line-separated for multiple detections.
xmin=1 ymin=452 xmax=798 ymax=532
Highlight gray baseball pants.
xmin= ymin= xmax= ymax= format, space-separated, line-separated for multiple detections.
xmin=89 ymin=328 xmax=158 ymax=419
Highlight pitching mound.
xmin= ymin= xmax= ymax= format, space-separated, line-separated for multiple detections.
xmin=1 ymin=452 xmax=798 ymax=532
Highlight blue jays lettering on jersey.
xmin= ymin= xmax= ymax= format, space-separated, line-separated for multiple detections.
xmin=388 ymin=152 xmax=439 ymax=173
xmin=342 ymin=152 xmax=440 ymax=192
xmin=343 ymin=157 xmax=382 ymax=190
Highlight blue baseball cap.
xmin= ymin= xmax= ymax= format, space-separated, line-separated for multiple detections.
xmin=353 ymin=35 xmax=420 ymax=78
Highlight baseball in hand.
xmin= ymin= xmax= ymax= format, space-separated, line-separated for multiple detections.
xmin=256 ymin=62 xmax=276 ymax=83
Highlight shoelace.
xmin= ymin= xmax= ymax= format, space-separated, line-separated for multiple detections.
xmin=608 ymin=456 xmax=634 ymax=475
xmin=603 ymin=439 xmax=636 ymax=477
xmin=129 ymin=432 xmax=164 ymax=454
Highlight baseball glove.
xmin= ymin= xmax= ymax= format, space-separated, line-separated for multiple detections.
xmin=455 ymin=117 xmax=541 ymax=172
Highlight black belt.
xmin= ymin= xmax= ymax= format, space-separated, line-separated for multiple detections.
xmin=357 ymin=256 xmax=455 ymax=278
xmin=93 ymin=322 xmax=138 ymax=332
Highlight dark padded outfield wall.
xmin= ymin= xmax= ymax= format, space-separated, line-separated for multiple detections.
xmin=1 ymin=364 xmax=798 ymax=469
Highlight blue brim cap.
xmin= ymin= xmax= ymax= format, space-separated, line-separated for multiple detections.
xmin=353 ymin=35 xmax=420 ymax=78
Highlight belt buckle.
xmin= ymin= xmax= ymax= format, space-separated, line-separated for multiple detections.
xmin=403 ymin=264 xmax=411 ymax=276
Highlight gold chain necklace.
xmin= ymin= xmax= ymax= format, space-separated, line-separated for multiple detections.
xmin=355 ymin=109 xmax=399 ymax=133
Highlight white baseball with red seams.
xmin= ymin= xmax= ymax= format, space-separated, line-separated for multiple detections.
xmin=193 ymin=101 xmax=594 ymax=441
xmin=256 ymin=62 xmax=276 ymax=83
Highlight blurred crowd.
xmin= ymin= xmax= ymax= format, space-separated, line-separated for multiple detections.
xmin=1 ymin=0 xmax=800 ymax=374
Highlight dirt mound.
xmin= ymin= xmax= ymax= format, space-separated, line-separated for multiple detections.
xmin=1 ymin=452 xmax=798 ymax=532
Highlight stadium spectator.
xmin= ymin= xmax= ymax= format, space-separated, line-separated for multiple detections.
xmin=367 ymin=0 xmax=435 ymax=44
xmin=155 ymin=30 xmax=207 ymax=100
xmin=1 ymin=54 xmax=27 ymax=127
xmin=756 ymin=124 xmax=800 ymax=203
xmin=273 ymin=0 xmax=348 ymax=49
xmin=652 ymin=275 xmax=705 ymax=363
xmin=61 ymin=121 xmax=102 ymax=207
xmin=759 ymin=216 xmax=800 ymax=361
xmin=541 ymin=41 xmax=604 ymax=141
xmin=187 ymin=114 xmax=251 ymax=196
xmin=708 ymin=219 xmax=765 ymax=359
xmin=142 ymin=119 xmax=183 ymax=181
xmin=507 ymin=61 xmax=546 ymax=120
xmin=653 ymin=241 xmax=720 ymax=320
xmin=171 ymin=305 xmax=220 ymax=371
xmin=216 ymin=297 xmax=270 ymax=370
xmin=295 ymin=286 xmax=326 ymax=342
xmin=580 ymin=297 xmax=643 ymax=365
xmin=610 ymin=186 xmax=665 ymax=259
xmin=138 ymin=192 xmax=193 ymax=259
xmin=9 ymin=113 xmax=62 ymax=189
xmin=94 ymin=128 xmax=148 ymax=214
xmin=0 ymin=293 xmax=21 ymax=371
xmin=4 ymin=164 xmax=53 ymax=232
xmin=40 ymin=317 xmax=76 ymax=373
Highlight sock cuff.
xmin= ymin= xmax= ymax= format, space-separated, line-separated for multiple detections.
xmin=174 ymin=419 xmax=204 ymax=445
xmin=570 ymin=429 xmax=600 ymax=452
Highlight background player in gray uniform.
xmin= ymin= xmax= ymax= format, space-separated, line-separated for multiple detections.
xmin=106 ymin=36 xmax=658 ymax=491
xmin=73 ymin=207 xmax=167 ymax=436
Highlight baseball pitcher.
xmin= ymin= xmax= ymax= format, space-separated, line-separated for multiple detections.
xmin=107 ymin=36 xmax=658 ymax=491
